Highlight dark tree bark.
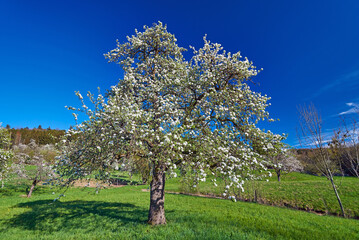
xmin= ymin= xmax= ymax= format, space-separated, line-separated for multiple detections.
xmin=27 ymin=178 xmax=38 ymax=198
xmin=148 ymin=163 xmax=166 ymax=225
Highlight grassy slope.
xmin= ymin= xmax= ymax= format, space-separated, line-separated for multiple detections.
xmin=0 ymin=183 xmax=359 ymax=240
xmin=165 ymin=172 xmax=359 ymax=218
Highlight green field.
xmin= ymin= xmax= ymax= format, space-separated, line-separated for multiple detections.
xmin=165 ymin=172 xmax=359 ymax=218
xmin=1 ymin=173 xmax=359 ymax=239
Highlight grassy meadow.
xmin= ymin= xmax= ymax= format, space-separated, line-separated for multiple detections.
xmin=0 ymin=172 xmax=359 ymax=239
xmin=165 ymin=172 xmax=359 ymax=218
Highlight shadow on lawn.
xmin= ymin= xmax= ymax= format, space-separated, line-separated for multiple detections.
xmin=3 ymin=199 xmax=151 ymax=232
xmin=0 ymin=183 xmax=49 ymax=197
xmin=109 ymin=177 xmax=143 ymax=186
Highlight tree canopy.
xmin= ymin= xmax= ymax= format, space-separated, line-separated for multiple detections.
xmin=56 ymin=22 xmax=285 ymax=225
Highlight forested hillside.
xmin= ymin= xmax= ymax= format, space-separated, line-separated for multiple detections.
xmin=5 ymin=126 xmax=65 ymax=145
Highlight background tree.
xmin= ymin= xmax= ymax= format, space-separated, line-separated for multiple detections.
xmin=56 ymin=22 xmax=285 ymax=225
xmin=12 ymin=139 xmax=56 ymax=197
xmin=334 ymin=117 xmax=359 ymax=178
xmin=267 ymin=146 xmax=303 ymax=182
xmin=0 ymin=124 xmax=13 ymax=188
xmin=297 ymin=103 xmax=345 ymax=217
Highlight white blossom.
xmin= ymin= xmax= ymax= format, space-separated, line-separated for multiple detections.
xmin=55 ymin=22 xmax=286 ymax=202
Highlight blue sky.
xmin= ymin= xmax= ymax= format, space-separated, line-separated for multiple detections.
xmin=1 ymin=0 xmax=359 ymax=146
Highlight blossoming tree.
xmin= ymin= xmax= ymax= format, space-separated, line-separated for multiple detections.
xmin=12 ymin=140 xmax=56 ymax=197
xmin=0 ymin=124 xmax=13 ymax=188
xmin=266 ymin=145 xmax=303 ymax=182
xmin=56 ymin=22 xmax=285 ymax=225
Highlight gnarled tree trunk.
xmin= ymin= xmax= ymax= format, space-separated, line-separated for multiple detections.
xmin=148 ymin=163 xmax=166 ymax=225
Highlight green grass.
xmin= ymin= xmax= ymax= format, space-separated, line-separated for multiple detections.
xmin=78 ymin=170 xmax=359 ymax=218
xmin=1 ymin=184 xmax=359 ymax=240
xmin=164 ymin=172 xmax=359 ymax=218
xmin=1 ymin=172 xmax=359 ymax=239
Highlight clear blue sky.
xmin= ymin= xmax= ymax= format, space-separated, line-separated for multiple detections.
xmin=1 ymin=0 xmax=359 ymax=146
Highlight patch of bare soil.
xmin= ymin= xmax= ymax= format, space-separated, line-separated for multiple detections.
xmin=71 ymin=180 xmax=126 ymax=188
xmin=165 ymin=191 xmax=224 ymax=199
xmin=141 ymin=189 xmax=224 ymax=199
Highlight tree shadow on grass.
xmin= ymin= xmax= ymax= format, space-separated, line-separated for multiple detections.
xmin=0 ymin=183 xmax=26 ymax=196
xmin=108 ymin=177 xmax=143 ymax=186
xmin=3 ymin=199 xmax=150 ymax=233
xmin=0 ymin=183 xmax=50 ymax=197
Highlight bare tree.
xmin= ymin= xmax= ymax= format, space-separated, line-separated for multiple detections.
xmin=335 ymin=117 xmax=359 ymax=178
xmin=297 ymin=103 xmax=345 ymax=217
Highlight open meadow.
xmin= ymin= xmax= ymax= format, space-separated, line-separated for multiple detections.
xmin=1 ymin=172 xmax=359 ymax=240
xmin=166 ymin=172 xmax=359 ymax=219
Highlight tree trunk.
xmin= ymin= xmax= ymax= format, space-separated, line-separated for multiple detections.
xmin=27 ymin=179 xmax=38 ymax=198
xmin=327 ymin=170 xmax=345 ymax=217
xmin=148 ymin=163 xmax=166 ymax=225
xmin=1 ymin=180 xmax=4 ymax=189
xmin=276 ymin=169 xmax=281 ymax=182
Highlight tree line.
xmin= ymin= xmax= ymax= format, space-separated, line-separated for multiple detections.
xmin=296 ymin=147 xmax=358 ymax=177
xmin=5 ymin=126 xmax=65 ymax=146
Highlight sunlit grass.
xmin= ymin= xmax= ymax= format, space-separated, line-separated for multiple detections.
xmin=164 ymin=172 xmax=359 ymax=218
xmin=1 ymin=177 xmax=359 ymax=239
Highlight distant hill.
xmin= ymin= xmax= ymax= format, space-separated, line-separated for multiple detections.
xmin=7 ymin=127 xmax=65 ymax=145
